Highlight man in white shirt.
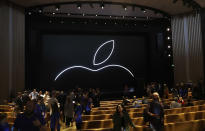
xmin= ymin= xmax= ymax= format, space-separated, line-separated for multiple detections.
xmin=29 ymin=89 xmax=39 ymax=100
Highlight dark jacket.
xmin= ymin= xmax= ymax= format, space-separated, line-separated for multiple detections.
xmin=112 ymin=110 xmax=135 ymax=131
xmin=144 ymin=100 xmax=164 ymax=131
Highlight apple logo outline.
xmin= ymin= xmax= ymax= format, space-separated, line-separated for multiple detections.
xmin=54 ymin=40 xmax=134 ymax=81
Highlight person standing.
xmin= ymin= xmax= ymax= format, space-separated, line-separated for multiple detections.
xmin=74 ymin=100 xmax=83 ymax=130
xmin=13 ymin=100 xmax=46 ymax=131
xmin=50 ymin=102 xmax=60 ymax=131
xmin=112 ymin=104 xmax=135 ymax=131
xmin=29 ymin=89 xmax=39 ymax=100
xmin=0 ymin=113 xmax=9 ymax=131
xmin=64 ymin=95 xmax=74 ymax=127
xmin=144 ymin=92 xmax=164 ymax=131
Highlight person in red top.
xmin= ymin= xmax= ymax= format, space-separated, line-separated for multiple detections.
xmin=178 ymin=97 xmax=185 ymax=105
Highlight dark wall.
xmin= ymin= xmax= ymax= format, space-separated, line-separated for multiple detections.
xmin=25 ymin=15 xmax=173 ymax=97
xmin=200 ymin=9 xmax=205 ymax=81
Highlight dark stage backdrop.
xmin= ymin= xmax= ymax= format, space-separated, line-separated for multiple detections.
xmin=40 ymin=34 xmax=147 ymax=93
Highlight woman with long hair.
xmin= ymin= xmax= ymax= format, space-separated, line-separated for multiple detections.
xmin=64 ymin=95 xmax=74 ymax=127
xmin=112 ymin=104 xmax=135 ymax=131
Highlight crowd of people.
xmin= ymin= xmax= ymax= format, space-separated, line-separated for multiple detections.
xmin=144 ymin=80 xmax=205 ymax=100
xmin=112 ymin=80 xmax=205 ymax=131
xmin=0 ymin=87 xmax=101 ymax=131
xmin=0 ymin=80 xmax=204 ymax=131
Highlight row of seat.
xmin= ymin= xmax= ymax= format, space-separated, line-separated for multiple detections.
xmin=88 ymin=100 xmax=205 ymax=115
xmin=82 ymin=119 xmax=205 ymax=131
xmin=0 ymin=99 xmax=205 ymax=130
xmin=82 ymin=110 xmax=205 ymax=129
xmin=82 ymin=104 xmax=205 ymax=121
xmin=81 ymin=99 xmax=205 ymax=130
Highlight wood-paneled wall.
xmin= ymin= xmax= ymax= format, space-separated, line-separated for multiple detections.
xmin=171 ymin=14 xmax=204 ymax=83
xmin=0 ymin=2 xmax=25 ymax=103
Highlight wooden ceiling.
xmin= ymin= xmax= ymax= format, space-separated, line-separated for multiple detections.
xmin=8 ymin=0 xmax=205 ymax=15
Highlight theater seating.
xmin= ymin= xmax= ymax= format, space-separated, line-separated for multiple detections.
xmin=0 ymin=99 xmax=205 ymax=131
xmin=81 ymin=99 xmax=205 ymax=131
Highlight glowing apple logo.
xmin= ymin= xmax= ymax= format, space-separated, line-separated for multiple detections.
xmin=54 ymin=40 xmax=134 ymax=81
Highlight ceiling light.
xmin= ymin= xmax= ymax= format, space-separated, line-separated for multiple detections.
xmin=77 ymin=4 xmax=81 ymax=10
xmin=101 ymin=4 xmax=104 ymax=9
xmin=38 ymin=10 xmax=42 ymax=13
xmin=123 ymin=5 xmax=127 ymax=11
xmin=167 ymin=36 xmax=171 ymax=40
xmin=166 ymin=27 xmax=171 ymax=31
xmin=141 ymin=8 xmax=147 ymax=13
xmin=55 ymin=5 xmax=60 ymax=11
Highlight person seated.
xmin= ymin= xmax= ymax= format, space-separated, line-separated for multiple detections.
xmin=132 ymin=96 xmax=137 ymax=103
xmin=122 ymin=96 xmax=130 ymax=106
xmin=186 ymin=97 xmax=194 ymax=107
xmin=161 ymin=99 xmax=170 ymax=109
xmin=132 ymin=96 xmax=141 ymax=108
xmin=133 ymin=101 xmax=141 ymax=108
xmin=178 ymin=97 xmax=185 ymax=106
xmin=0 ymin=113 xmax=9 ymax=131
xmin=142 ymin=96 xmax=149 ymax=104
xmin=170 ymin=97 xmax=181 ymax=109
xmin=187 ymin=88 xmax=192 ymax=98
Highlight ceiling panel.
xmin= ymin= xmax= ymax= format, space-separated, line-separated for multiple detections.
xmin=195 ymin=0 xmax=205 ymax=7
xmin=8 ymin=0 xmax=201 ymax=15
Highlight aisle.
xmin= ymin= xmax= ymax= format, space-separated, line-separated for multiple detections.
xmin=61 ymin=121 xmax=77 ymax=131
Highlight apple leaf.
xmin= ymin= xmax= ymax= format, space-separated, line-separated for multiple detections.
xmin=93 ymin=40 xmax=114 ymax=66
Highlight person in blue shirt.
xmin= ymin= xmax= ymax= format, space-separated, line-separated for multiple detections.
xmin=0 ymin=113 xmax=9 ymax=131
xmin=144 ymin=92 xmax=164 ymax=131
xmin=50 ymin=102 xmax=60 ymax=131
xmin=85 ymin=98 xmax=92 ymax=115
xmin=36 ymin=96 xmax=46 ymax=117
xmin=13 ymin=100 xmax=46 ymax=131
xmin=74 ymin=100 xmax=83 ymax=130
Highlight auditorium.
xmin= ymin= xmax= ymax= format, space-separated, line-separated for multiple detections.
xmin=0 ymin=0 xmax=205 ymax=130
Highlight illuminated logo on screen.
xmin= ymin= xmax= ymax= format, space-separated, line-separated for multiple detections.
xmin=54 ymin=40 xmax=134 ymax=81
